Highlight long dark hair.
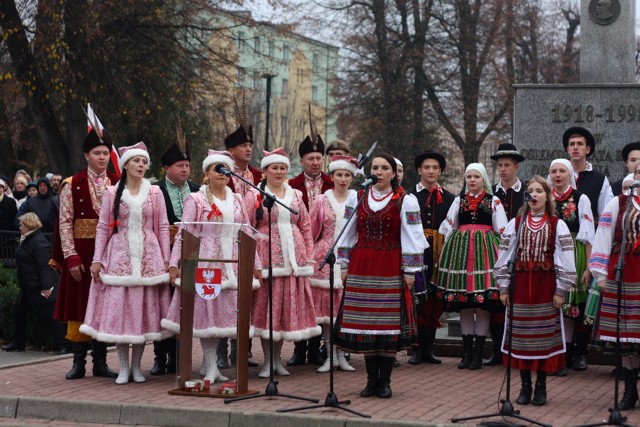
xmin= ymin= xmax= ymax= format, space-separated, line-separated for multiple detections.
xmin=112 ymin=169 xmax=127 ymax=234
xmin=255 ymin=179 xmax=267 ymax=222
xmin=371 ymin=153 xmax=400 ymax=193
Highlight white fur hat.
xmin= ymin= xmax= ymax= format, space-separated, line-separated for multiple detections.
xmin=118 ymin=142 xmax=150 ymax=171
xmin=202 ymin=150 xmax=234 ymax=173
xmin=260 ymin=147 xmax=290 ymax=169
xmin=328 ymin=155 xmax=358 ymax=175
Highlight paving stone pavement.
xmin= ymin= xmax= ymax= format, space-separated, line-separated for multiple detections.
xmin=0 ymin=339 xmax=638 ymax=426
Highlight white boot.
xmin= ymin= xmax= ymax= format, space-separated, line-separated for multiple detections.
xmin=115 ymin=344 xmax=130 ymax=385
xmin=317 ymin=345 xmax=339 ymax=373
xmin=199 ymin=354 xmax=207 ymax=376
xmin=258 ymin=339 xmax=271 ymax=378
xmin=201 ymin=338 xmax=228 ymax=383
xmin=274 ymin=341 xmax=290 ymax=376
xmin=337 ymin=348 xmax=355 ymax=372
xmin=130 ymin=344 xmax=146 ymax=383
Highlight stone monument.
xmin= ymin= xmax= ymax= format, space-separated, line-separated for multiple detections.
xmin=515 ymin=0 xmax=638 ymax=182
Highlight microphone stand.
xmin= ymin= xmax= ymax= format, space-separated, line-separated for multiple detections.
xmin=452 ymin=193 xmax=551 ymax=427
xmin=223 ymin=169 xmax=318 ymax=405
xmin=576 ymin=190 xmax=636 ymax=427
xmin=278 ymin=182 xmax=375 ymax=418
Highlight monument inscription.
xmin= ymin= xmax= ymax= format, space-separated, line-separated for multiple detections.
xmin=514 ymin=84 xmax=640 ymax=181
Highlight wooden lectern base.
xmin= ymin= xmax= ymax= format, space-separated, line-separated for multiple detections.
xmin=168 ymin=387 xmax=260 ymax=398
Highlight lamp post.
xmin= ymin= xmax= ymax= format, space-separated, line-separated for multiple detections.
xmin=261 ymin=74 xmax=277 ymax=152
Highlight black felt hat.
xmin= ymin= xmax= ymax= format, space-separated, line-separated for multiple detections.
xmin=224 ymin=125 xmax=253 ymax=149
xmin=490 ymin=143 xmax=525 ymax=162
xmin=414 ymin=150 xmax=446 ymax=171
xmin=160 ymin=142 xmax=190 ymax=166
xmin=82 ymin=128 xmax=113 ymax=153
xmin=621 ymin=141 xmax=640 ymax=162
xmin=298 ymin=134 xmax=325 ymax=158
xmin=562 ymin=127 xmax=596 ymax=158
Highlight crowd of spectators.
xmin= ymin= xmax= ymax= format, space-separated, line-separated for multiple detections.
xmin=0 ymin=170 xmax=60 ymax=232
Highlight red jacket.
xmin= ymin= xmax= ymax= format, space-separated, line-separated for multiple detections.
xmin=287 ymin=172 xmax=333 ymax=210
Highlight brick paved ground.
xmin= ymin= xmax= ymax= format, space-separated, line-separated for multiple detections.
xmin=1 ymin=339 xmax=639 ymax=426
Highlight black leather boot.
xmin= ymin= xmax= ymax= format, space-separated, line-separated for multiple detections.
xmin=516 ymin=370 xmax=532 ymax=405
xmin=483 ymin=323 xmax=503 ymax=366
xmin=91 ymin=340 xmax=118 ymax=378
xmin=377 ymin=356 xmax=394 ymax=399
xmin=307 ymin=335 xmax=325 ymax=366
xmin=150 ymin=340 xmax=167 ymax=375
xmin=458 ymin=335 xmax=473 ymax=369
xmin=166 ymin=339 xmax=177 ymax=374
xmin=217 ymin=338 xmax=229 ymax=369
xmin=468 ymin=335 xmax=486 ymax=370
xmin=360 ymin=356 xmax=379 ymax=398
xmin=423 ymin=327 xmax=442 ymax=364
xmin=408 ymin=327 xmax=426 ymax=365
xmin=618 ymin=368 xmax=639 ymax=410
xmin=287 ymin=340 xmax=307 ymax=366
xmin=65 ymin=342 xmax=87 ymax=380
xmin=532 ymin=371 xmax=547 ymax=406
xmin=572 ymin=332 xmax=588 ymax=371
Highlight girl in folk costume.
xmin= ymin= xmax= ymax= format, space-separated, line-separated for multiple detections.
xmin=244 ymin=148 xmax=321 ymax=378
xmin=309 ymin=155 xmax=358 ymax=373
xmin=161 ymin=151 xmax=260 ymax=383
xmin=589 ymin=164 xmax=640 ymax=410
xmin=435 ymin=163 xmax=508 ymax=370
xmin=494 ymin=176 xmax=577 ymax=406
xmin=80 ymin=142 xmax=172 ymax=385
xmin=547 ymin=159 xmax=595 ymax=375
xmin=335 ymin=153 xmax=428 ymax=399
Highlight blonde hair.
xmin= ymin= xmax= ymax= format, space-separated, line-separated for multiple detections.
xmin=19 ymin=212 xmax=43 ymax=231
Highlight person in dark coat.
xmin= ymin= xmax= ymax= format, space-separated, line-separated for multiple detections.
xmin=0 ymin=178 xmax=18 ymax=231
xmin=18 ymin=177 xmax=58 ymax=233
xmin=611 ymin=141 xmax=640 ymax=196
xmin=1 ymin=213 xmax=67 ymax=353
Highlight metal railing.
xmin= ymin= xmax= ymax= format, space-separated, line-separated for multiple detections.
xmin=0 ymin=231 xmax=54 ymax=269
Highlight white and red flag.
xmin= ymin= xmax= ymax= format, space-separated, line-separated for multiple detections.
xmin=87 ymin=103 xmax=121 ymax=178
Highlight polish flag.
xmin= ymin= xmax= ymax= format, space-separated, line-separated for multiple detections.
xmin=87 ymin=103 xmax=121 ymax=178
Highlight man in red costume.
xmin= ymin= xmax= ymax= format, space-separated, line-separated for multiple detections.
xmin=52 ymin=129 xmax=119 ymax=380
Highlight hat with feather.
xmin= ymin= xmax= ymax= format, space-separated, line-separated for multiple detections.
xmin=160 ymin=113 xmax=191 ymax=166
xmin=224 ymin=91 xmax=253 ymax=149
xmin=299 ymin=103 xmax=324 ymax=158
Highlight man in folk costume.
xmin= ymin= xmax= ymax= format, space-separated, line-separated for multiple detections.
xmin=151 ymin=122 xmax=200 ymax=376
xmin=611 ymin=141 xmax=640 ymax=196
xmin=218 ymin=97 xmax=262 ymax=368
xmin=484 ymin=143 xmax=526 ymax=366
xmin=409 ymin=151 xmax=455 ymax=365
xmin=286 ymin=107 xmax=333 ymax=366
xmin=51 ymin=128 xmax=119 ymax=380
xmin=562 ymin=126 xmax=613 ymax=371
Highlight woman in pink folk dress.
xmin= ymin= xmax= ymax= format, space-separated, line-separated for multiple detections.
xmin=162 ymin=150 xmax=260 ymax=383
xmin=244 ymin=148 xmax=321 ymax=378
xmin=309 ymin=155 xmax=357 ymax=373
xmin=80 ymin=142 xmax=172 ymax=385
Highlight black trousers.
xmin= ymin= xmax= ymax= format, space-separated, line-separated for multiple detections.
xmin=13 ymin=296 xmax=66 ymax=350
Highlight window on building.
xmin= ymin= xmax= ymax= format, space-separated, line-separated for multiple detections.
xmin=237 ymin=31 xmax=245 ymax=52
xmin=312 ymin=53 xmax=319 ymax=72
xmin=283 ymin=45 xmax=290 ymax=61
xmin=281 ymin=78 xmax=288 ymax=96
xmin=237 ymin=67 xmax=245 ymax=87
xmin=312 ymin=85 xmax=318 ymax=103
xmin=296 ymin=68 xmax=304 ymax=83
xmin=254 ymin=36 xmax=261 ymax=53
xmin=268 ymin=41 xmax=275 ymax=57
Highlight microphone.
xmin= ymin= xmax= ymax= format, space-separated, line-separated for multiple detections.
xmin=214 ymin=163 xmax=232 ymax=176
xmin=524 ymin=192 xmax=533 ymax=201
xmin=360 ymin=175 xmax=378 ymax=188
xmin=631 ymin=180 xmax=640 ymax=189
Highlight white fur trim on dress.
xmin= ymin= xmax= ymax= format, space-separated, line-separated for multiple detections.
xmin=160 ymin=319 xmax=255 ymax=339
xmin=174 ymin=277 xmax=260 ymax=290
xmin=328 ymin=160 xmax=356 ymax=175
xmin=101 ymin=272 xmax=170 ymax=286
xmin=252 ymin=325 xmax=322 ymax=342
xmin=261 ymin=265 xmax=314 ymax=278
xmin=260 ymin=154 xmax=290 ymax=169
xmin=202 ymin=154 xmax=234 ymax=173
xmin=118 ymin=149 xmax=150 ymax=171
xmin=120 ymin=179 xmax=151 ymax=284
xmin=308 ymin=276 xmax=343 ymax=289
xmin=79 ymin=324 xmax=173 ymax=344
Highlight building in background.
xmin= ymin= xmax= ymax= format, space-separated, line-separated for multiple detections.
xmin=205 ymin=9 xmax=339 ymax=175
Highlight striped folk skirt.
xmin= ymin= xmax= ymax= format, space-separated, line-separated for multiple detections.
xmin=562 ymin=236 xmax=587 ymax=319
xmin=502 ymin=269 xmax=565 ymax=373
xmin=335 ymin=246 xmax=415 ymax=353
xmin=595 ymin=251 xmax=640 ymax=355
xmin=434 ymin=224 xmax=501 ymax=312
